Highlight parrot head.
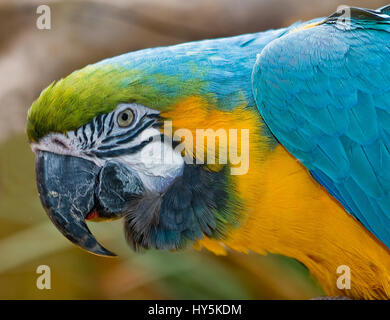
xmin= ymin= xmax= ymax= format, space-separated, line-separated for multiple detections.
xmin=27 ymin=37 xmax=273 ymax=256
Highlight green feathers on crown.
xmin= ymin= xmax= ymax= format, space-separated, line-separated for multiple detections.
xmin=26 ymin=63 xmax=208 ymax=142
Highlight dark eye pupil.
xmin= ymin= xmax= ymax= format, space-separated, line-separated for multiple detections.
xmin=121 ymin=113 xmax=129 ymax=121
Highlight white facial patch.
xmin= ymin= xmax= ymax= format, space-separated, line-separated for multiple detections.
xmin=118 ymin=128 xmax=184 ymax=193
xmin=30 ymin=132 xmax=104 ymax=164
xmin=30 ymin=104 xmax=184 ymax=194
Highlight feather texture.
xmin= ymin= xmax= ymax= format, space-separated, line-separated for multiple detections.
xmin=252 ymin=7 xmax=390 ymax=249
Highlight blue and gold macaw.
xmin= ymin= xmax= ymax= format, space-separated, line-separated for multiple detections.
xmin=27 ymin=5 xmax=390 ymax=299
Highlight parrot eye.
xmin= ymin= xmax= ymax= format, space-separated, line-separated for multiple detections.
xmin=117 ymin=109 xmax=134 ymax=127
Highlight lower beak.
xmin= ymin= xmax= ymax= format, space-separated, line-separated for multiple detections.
xmin=35 ymin=151 xmax=116 ymax=257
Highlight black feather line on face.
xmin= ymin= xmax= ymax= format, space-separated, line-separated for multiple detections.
xmin=94 ymin=113 xmax=161 ymax=156
xmin=123 ymin=164 xmax=234 ymax=251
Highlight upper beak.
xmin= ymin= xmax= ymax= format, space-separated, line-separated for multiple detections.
xmin=35 ymin=151 xmax=116 ymax=257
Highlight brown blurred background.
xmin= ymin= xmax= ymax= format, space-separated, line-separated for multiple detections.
xmin=0 ymin=0 xmax=387 ymax=299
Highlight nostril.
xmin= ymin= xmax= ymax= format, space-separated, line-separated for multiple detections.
xmin=53 ymin=138 xmax=68 ymax=149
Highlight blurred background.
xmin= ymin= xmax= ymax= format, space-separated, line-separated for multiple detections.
xmin=0 ymin=0 xmax=386 ymax=299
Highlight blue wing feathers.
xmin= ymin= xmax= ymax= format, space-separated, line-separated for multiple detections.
xmin=252 ymin=12 xmax=390 ymax=248
xmin=379 ymin=5 xmax=390 ymax=14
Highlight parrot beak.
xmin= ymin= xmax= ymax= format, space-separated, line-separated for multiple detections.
xmin=35 ymin=151 xmax=116 ymax=257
